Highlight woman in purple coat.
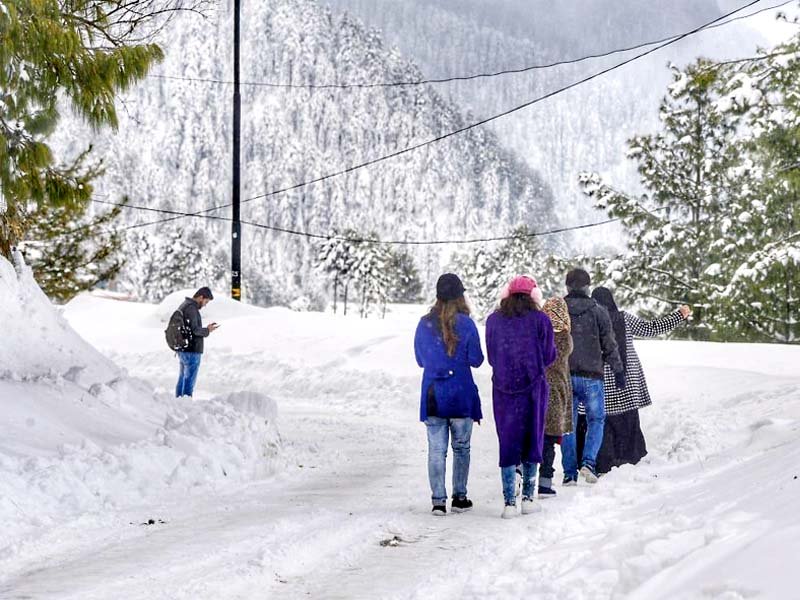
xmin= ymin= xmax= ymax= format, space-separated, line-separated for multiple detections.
xmin=486 ymin=275 xmax=556 ymax=519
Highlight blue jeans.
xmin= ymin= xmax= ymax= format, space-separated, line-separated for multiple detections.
xmin=176 ymin=352 xmax=202 ymax=397
xmin=425 ymin=416 xmax=473 ymax=505
xmin=501 ymin=462 xmax=537 ymax=505
xmin=561 ymin=376 xmax=605 ymax=478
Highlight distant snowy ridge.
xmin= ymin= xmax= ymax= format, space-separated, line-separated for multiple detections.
xmin=54 ymin=0 xmax=557 ymax=305
xmin=325 ymin=0 xmax=767 ymax=235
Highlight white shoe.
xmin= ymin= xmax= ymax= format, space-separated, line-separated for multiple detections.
xmin=501 ymin=503 xmax=517 ymax=519
xmin=521 ymin=497 xmax=541 ymax=514
xmin=580 ymin=465 xmax=599 ymax=484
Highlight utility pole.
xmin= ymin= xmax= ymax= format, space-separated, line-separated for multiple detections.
xmin=231 ymin=0 xmax=242 ymax=301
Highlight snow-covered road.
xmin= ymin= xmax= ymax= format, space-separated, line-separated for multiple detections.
xmin=2 ymin=290 xmax=799 ymax=599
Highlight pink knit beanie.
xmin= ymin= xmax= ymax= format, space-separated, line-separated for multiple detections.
xmin=501 ymin=275 xmax=544 ymax=307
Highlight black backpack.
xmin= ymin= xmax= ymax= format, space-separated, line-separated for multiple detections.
xmin=165 ymin=309 xmax=192 ymax=351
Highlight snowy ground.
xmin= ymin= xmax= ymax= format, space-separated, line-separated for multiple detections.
xmin=1 ymin=269 xmax=799 ymax=598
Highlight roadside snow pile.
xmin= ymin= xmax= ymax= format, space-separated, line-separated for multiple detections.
xmin=1 ymin=390 xmax=282 ymax=554
xmin=160 ymin=391 xmax=281 ymax=485
xmin=0 ymin=255 xmax=283 ymax=556
xmin=0 ymin=251 xmax=117 ymax=382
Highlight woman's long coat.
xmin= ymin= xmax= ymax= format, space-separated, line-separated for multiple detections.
xmin=545 ymin=330 xmax=573 ymax=436
xmin=602 ymin=311 xmax=685 ymax=415
xmin=486 ymin=310 xmax=556 ymax=467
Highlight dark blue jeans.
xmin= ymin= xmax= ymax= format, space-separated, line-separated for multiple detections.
xmin=561 ymin=376 xmax=605 ymax=478
xmin=176 ymin=352 xmax=202 ymax=397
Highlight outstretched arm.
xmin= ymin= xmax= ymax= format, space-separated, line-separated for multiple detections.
xmin=625 ymin=310 xmax=686 ymax=339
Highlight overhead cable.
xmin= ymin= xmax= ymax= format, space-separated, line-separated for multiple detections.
xmin=123 ymin=0 xmax=764 ymax=233
xmin=149 ymin=0 xmax=793 ymax=90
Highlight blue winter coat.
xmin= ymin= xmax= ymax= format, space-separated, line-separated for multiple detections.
xmin=414 ymin=313 xmax=484 ymax=422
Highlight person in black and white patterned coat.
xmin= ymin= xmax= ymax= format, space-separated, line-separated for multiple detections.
xmin=589 ymin=287 xmax=691 ymax=473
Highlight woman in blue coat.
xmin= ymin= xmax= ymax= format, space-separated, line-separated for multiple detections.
xmin=414 ymin=273 xmax=484 ymax=516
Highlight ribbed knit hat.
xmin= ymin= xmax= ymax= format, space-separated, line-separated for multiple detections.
xmin=436 ymin=273 xmax=465 ymax=301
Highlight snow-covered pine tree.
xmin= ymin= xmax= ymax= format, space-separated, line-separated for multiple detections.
xmin=579 ymin=61 xmax=752 ymax=340
xmin=451 ymin=226 xmax=566 ymax=318
xmin=120 ymin=228 xmax=223 ymax=302
xmin=386 ymin=249 xmax=423 ymax=304
xmin=711 ymin=38 xmax=800 ymax=342
xmin=21 ymin=198 xmax=126 ymax=302
xmin=348 ymin=234 xmax=392 ymax=318
xmin=314 ymin=230 xmax=361 ymax=314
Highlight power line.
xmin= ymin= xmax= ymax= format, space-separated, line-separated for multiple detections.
xmin=87 ymin=197 xmax=628 ymax=245
xmin=149 ymin=0 xmax=793 ymax=90
xmin=122 ymin=0 xmax=764 ymax=232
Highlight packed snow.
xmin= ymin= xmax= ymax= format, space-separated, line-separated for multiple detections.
xmin=1 ymin=257 xmax=799 ymax=599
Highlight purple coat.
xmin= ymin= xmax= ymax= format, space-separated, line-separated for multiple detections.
xmin=486 ymin=309 xmax=556 ymax=467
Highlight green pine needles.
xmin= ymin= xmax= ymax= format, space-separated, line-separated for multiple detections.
xmin=0 ymin=0 xmax=171 ymax=298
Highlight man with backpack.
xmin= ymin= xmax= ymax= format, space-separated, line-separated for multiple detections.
xmin=168 ymin=287 xmax=219 ymax=398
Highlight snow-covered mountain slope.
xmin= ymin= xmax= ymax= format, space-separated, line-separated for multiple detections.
xmin=326 ymin=0 xmax=771 ymax=237
xmin=1 ymin=287 xmax=798 ymax=598
xmin=54 ymin=0 xmax=557 ymax=304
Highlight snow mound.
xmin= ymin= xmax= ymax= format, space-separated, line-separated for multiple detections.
xmin=161 ymin=391 xmax=281 ymax=485
xmin=1 ymin=391 xmax=282 ymax=555
xmin=0 ymin=258 xmax=284 ymax=558
xmin=156 ymin=289 xmax=269 ymax=324
xmin=0 ymin=253 xmax=118 ymax=382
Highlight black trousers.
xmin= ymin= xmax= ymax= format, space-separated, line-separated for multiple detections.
xmin=539 ymin=434 xmax=561 ymax=481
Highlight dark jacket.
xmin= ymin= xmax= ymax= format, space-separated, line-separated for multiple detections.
xmin=179 ymin=297 xmax=209 ymax=353
xmin=414 ymin=312 xmax=484 ymax=422
xmin=565 ymin=292 xmax=623 ymax=379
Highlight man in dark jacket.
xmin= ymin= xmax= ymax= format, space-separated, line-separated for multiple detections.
xmin=561 ymin=269 xmax=624 ymax=484
xmin=175 ymin=287 xmax=218 ymax=397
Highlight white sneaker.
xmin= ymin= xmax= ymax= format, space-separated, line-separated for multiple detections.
xmin=521 ymin=497 xmax=541 ymax=514
xmin=501 ymin=503 xmax=517 ymax=519
xmin=580 ymin=465 xmax=599 ymax=484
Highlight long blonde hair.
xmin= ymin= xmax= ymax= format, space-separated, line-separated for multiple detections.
xmin=428 ymin=297 xmax=471 ymax=356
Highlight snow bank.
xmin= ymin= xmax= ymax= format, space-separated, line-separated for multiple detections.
xmin=0 ymin=252 xmax=117 ymax=382
xmin=1 ymin=390 xmax=280 ymax=553
xmin=0 ymin=258 xmax=284 ymax=556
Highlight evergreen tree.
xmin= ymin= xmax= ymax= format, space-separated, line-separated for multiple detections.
xmin=711 ymin=39 xmax=800 ymax=342
xmin=0 ymin=0 xmax=170 ymax=256
xmin=350 ymin=236 xmax=392 ymax=318
xmin=21 ymin=196 xmax=126 ymax=303
xmin=385 ymin=249 xmax=423 ymax=304
xmin=578 ymin=61 xmax=752 ymax=339
xmin=451 ymin=226 xmax=565 ymax=318
xmin=119 ymin=227 xmax=223 ymax=302
xmin=315 ymin=230 xmax=359 ymax=314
